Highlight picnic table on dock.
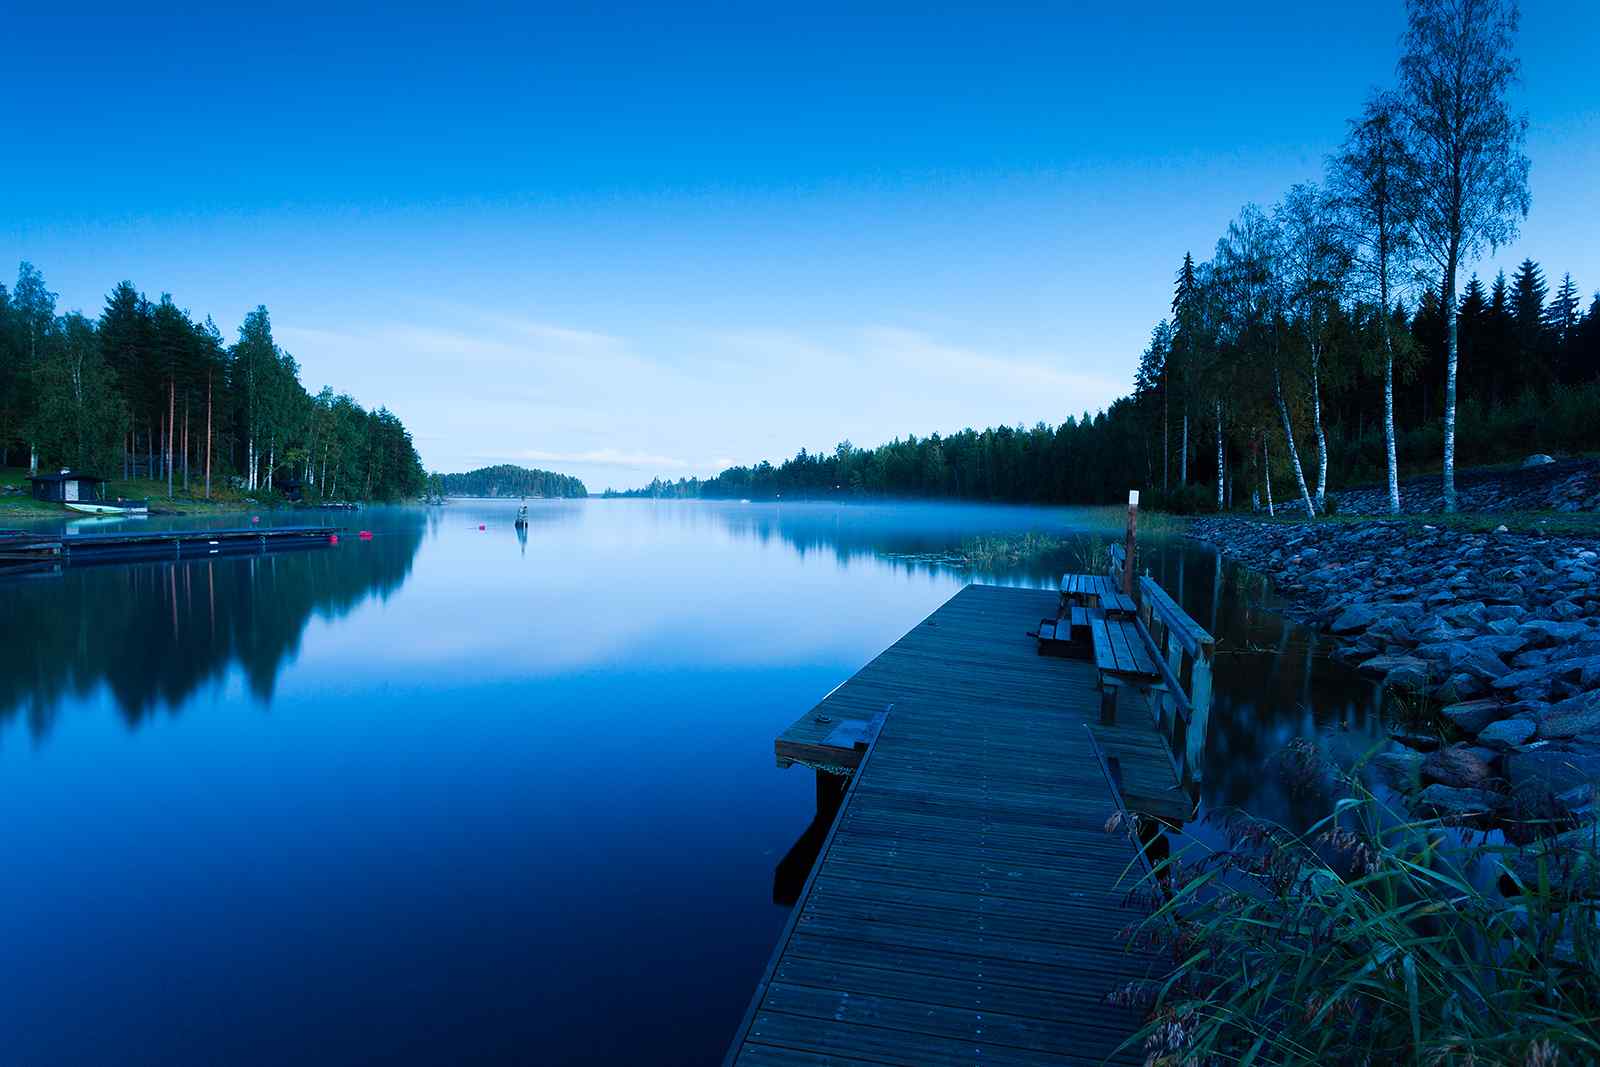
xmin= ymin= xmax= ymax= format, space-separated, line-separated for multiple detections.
xmin=1059 ymin=572 xmax=1136 ymax=617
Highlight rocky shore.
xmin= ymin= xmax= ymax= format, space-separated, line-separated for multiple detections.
xmin=1188 ymin=514 xmax=1600 ymax=836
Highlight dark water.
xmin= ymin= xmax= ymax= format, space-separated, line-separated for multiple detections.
xmin=0 ymin=500 xmax=1387 ymax=1065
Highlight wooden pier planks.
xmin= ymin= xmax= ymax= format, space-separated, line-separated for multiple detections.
xmin=738 ymin=585 xmax=1177 ymax=1066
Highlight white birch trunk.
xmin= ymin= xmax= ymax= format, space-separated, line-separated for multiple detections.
xmin=1310 ymin=345 xmax=1327 ymax=510
xmin=1441 ymin=260 xmax=1459 ymax=512
xmin=1180 ymin=412 xmax=1188 ymax=486
xmin=1273 ymin=366 xmax=1316 ymax=517
xmin=1262 ymin=431 xmax=1275 ymax=517
xmin=1384 ymin=333 xmax=1400 ymax=514
xmin=1214 ymin=399 xmax=1225 ymax=511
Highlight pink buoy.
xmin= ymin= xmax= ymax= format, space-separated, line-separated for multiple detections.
xmin=479 ymin=524 xmax=486 ymax=531
xmin=251 ymin=515 xmax=260 ymax=524
xmin=358 ymin=530 xmax=373 ymax=540
xmin=328 ymin=534 xmax=339 ymax=544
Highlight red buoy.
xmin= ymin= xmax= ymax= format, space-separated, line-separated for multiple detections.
xmin=479 ymin=524 xmax=486 ymax=531
xmin=358 ymin=530 xmax=373 ymax=540
xmin=328 ymin=534 xmax=339 ymax=544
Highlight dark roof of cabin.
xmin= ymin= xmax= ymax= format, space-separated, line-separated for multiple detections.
xmin=27 ymin=471 xmax=106 ymax=483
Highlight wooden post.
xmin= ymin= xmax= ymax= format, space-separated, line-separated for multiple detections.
xmin=1183 ymin=647 xmax=1214 ymax=786
xmin=1100 ymin=680 xmax=1118 ymax=725
xmin=1122 ymin=490 xmax=1138 ymax=595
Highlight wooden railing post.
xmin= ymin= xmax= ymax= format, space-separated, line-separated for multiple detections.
xmin=1122 ymin=490 xmax=1138 ymax=596
xmin=1183 ymin=649 xmax=1214 ymax=786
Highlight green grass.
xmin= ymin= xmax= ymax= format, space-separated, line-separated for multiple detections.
xmin=0 ymin=466 xmax=262 ymax=517
xmin=1116 ymin=760 xmax=1600 ymax=1065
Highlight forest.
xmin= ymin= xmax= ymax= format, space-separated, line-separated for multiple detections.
xmin=430 ymin=464 xmax=587 ymax=499
xmin=620 ymin=1 xmax=1598 ymax=513
xmin=0 ymin=263 xmax=426 ymax=501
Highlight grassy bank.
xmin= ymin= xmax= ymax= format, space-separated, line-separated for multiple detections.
xmin=1 ymin=467 xmax=263 ymax=518
xmin=1121 ymin=765 xmax=1600 ymax=1065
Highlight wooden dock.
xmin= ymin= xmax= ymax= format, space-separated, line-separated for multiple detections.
xmin=732 ymin=583 xmax=1195 ymax=1065
xmin=0 ymin=525 xmax=343 ymax=573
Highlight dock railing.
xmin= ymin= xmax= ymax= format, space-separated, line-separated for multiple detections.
xmin=1134 ymin=574 xmax=1215 ymax=787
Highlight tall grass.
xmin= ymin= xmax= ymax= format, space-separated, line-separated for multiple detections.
xmin=1116 ymin=760 xmax=1600 ymax=1065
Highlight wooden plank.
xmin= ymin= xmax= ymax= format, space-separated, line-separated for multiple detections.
xmin=735 ymin=584 xmax=1184 ymax=1066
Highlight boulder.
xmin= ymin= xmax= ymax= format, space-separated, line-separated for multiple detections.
xmin=1537 ymin=693 xmax=1600 ymax=740
xmin=1443 ymin=602 xmax=1489 ymax=629
xmin=1507 ymin=747 xmax=1600 ymax=797
xmin=1520 ymin=619 xmax=1595 ymax=646
xmin=1422 ymin=744 xmax=1494 ymax=789
xmin=1330 ymin=603 xmax=1383 ymax=635
xmin=1522 ymin=453 xmax=1555 ymax=468
xmin=1439 ymin=698 xmax=1508 ymax=735
xmin=1467 ymin=634 xmax=1530 ymax=658
xmin=1415 ymin=783 xmax=1503 ymax=819
xmin=1371 ymin=748 xmax=1426 ymax=792
xmin=1478 ymin=718 xmax=1536 ymax=749
xmin=1359 ymin=653 xmax=1430 ymax=690
xmin=1415 ymin=640 xmax=1510 ymax=681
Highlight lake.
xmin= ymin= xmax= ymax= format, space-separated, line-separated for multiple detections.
xmin=0 ymin=500 xmax=1390 ymax=1065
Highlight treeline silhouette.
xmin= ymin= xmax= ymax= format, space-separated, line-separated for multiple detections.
xmin=431 ymin=464 xmax=588 ymax=498
xmin=0 ymin=262 xmax=427 ymax=501
xmin=0 ymin=514 xmax=427 ymax=737
xmin=614 ymin=0 xmax=1598 ymax=512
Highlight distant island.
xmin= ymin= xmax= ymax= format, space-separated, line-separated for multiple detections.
xmin=430 ymin=464 xmax=587 ymax=499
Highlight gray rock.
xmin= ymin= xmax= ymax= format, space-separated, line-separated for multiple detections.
xmin=1520 ymin=619 xmax=1595 ymax=646
xmin=1508 ymin=747 xmax=1600 ymax=797
xmin=1359 ymin=653 xmax=1429 ymax=689
xmin=1538 ymin=693 xmax=1600 ymax=740
xmin=1422 ymin=744 xmax=1494 ymax=788
xmin=1331 ymin=603 xmax=1382 ymax=635
xmin=1443 ymin=602 xmax=1489 ymax=628
xmin=1416 ymin=783 xmax=1503 ymax=818
xmin=1415 ymin=640 xmax=1510 ymax=681
xmin=1439 ymin=698 xmax=1508 ymax=735
xmin=1479 ymin=718 xmax=1536 ymax=748
xmin=1371 ymin=748 xmax=1425 ymax=792
xmin=1523 ymin=453 xmax=1555 ymax=467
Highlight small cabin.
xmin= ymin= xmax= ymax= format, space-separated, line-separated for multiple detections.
xmin=28 ymin=470 xmax=107 ymax=504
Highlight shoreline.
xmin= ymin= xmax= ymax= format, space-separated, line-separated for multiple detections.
xmin=1188 ymin=512 xmax=1600 ymax=829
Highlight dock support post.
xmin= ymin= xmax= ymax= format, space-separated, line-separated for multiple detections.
xmin=1122 ymin=490 xmax=1138 ymax=595
xmin=1183 ymin=654 xmax=1213 ymax=786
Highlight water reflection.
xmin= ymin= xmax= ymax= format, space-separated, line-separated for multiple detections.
xmin=0 ymin=510 xmax=426 ymax=736
xmin=0 ymin=497 xmax=1395 ymax=1065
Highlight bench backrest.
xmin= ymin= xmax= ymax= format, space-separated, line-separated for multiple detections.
xmin=1135 ymin=575 xmax=1215 ymax=788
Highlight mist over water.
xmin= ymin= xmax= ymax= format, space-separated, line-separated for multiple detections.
xmin=0 ymin=500 xmax=1386 ymax=1064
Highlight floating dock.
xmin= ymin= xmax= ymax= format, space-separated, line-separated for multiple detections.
xmin=731 ymin=583 xmax=1203 ymax=1065
xmin=0 ymin=525 xmax=343 ymax=574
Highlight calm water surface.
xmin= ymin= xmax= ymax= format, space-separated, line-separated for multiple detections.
xmin=0 ymin=500 xmax=1389 ymax=1065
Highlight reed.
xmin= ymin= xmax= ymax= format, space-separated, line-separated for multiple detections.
xmin=1115 ymin=759 xmax=1600 ymax=1065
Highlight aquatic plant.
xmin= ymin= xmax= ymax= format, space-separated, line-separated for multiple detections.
xmin=1114 ymin=769 xmax=1600 ymax=1065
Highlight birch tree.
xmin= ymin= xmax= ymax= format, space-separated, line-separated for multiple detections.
xmin=1275 ymin=183 xmax=1348 ymax=511
xmin=1331 ymin=93 xmax=1414 ymax=513
xmin=1398 ymin=0 xmax=1530 ymax=511
xmin=1218 ymin=206 xmax=1317 ymax=517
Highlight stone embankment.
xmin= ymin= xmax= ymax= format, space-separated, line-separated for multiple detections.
xmin=1188 ymin=514 xmax=1600 ymax=834
xmin=1332 ymin=455 xmax=1600 ymax=515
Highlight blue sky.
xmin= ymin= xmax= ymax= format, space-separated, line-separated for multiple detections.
xmin=4 ymin=3 xmax=1596 ymax=489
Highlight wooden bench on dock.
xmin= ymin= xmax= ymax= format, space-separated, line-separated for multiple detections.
xmin=1135 ymin=575 xmax=1216 ymax=787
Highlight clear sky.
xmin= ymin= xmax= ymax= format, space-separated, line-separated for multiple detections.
xmin=4 ymin=3 xmax=1596 ymax=490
